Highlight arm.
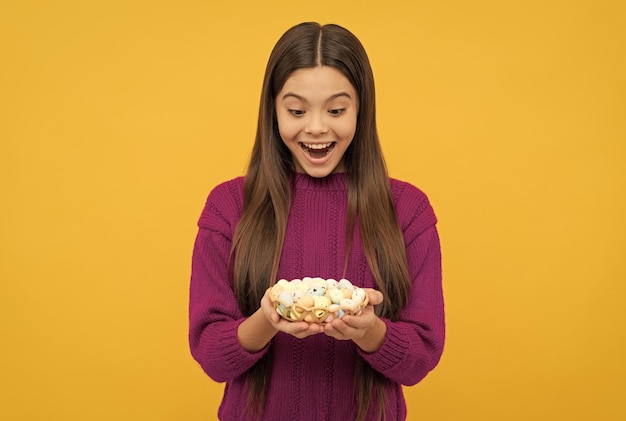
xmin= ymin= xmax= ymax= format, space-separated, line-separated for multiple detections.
xmin=359 ymin=225 xmax=445 ymax=386
xmin=189 ymin=226 xmax=270 ymax=382
xmin=322 ymin=225 xmax=444 ymax=385
xmin=188 ymin=184 xmax=271 ymax=382
xmin=350 ymin=181 xmax=444 ymax=385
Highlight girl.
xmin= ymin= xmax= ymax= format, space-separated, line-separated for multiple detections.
xmin=189 ymin=22 xmax=445 ymax=421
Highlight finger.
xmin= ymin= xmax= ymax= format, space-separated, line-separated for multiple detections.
xmin=281 ymin=320 xmax=323 ymax=337
xmin=307 ymin=323 xmax=323 ymax=335
xmin=281 ymin=320 xmax=309 ymax=333
xmin=365 ymin=289 xmax=384 ymax=305
xmin=322 ymin=321 xmax=348 ymax=340
xmin=292 ymin=325 xmax=323 ymax=339
xmin=328 ymin=318 xmax=358 ymax=338
xmin=270 ymin=310 xmax=280 ymax=323
xmin=334 ymin=317 xmax=362 ymax=334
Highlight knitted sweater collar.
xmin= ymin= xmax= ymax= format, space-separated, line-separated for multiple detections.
xmin=291 ymin=172 xmax=347 ymax=191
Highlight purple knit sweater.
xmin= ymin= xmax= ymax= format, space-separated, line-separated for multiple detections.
xmin=189 ymin=172 xmax=444 ymax=421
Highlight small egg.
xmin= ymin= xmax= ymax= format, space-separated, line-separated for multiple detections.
xmin=306 ymin=286 xmax=325 ymax=296
xmin=278 ymin=291 xmax=294 ymax=305
xmin=290 ymin=306 xmax=302 ymax=320
xmin=270 ymin=284 xmax=283 ymax=300
xmin=298 ymin=295 xmax=314 ymax=308
xmin=326 ymin=278 xmax=338 ymax=288
xmin=276 ymin=279 xmax=290 ymax=288
xmin=312 ymin=282 xmax=328 ymax=294
xmin=352 ymin=288 xmax=366 ymax=304
xmin=338 ymin=278 xmax=354 ymax=291
xmin=276 ymin=304 xmax=286 ymax=316
xmin=313 ymin=296 xmax=331 ymax=308
xmin=291 ymin=290 xmax=304 ymax=302
xmin=290 ymin=278 xmax=302 ymax=286
xmin=296 ymin=282 xmax=310 ymax=293
xmin=340 ymin=298 xmax=356 ymax=309
xmin=340 ymin=288 xmax=352 ymax=299
xmin=327 ymin=288 xmax=344 ymax=304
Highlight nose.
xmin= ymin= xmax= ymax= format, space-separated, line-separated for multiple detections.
xmin=304 ymin=112 xmax=328 ymax=135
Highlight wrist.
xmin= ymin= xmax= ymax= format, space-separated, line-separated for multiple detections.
xmin=354 ymin=317 xmax=387 ymax=354
xmin=238 ymin=308 xmax=278 ymax=353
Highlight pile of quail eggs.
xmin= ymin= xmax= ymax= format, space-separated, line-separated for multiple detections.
xmin=270 ymin=277 xmax=368 ymax=323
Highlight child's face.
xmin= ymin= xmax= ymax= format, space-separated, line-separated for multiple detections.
xmin=275 ymin=66 xmax=358 ymax=178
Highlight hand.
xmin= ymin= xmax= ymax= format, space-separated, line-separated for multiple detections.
xmin=322 ymin=289 xmax=386 ymax=352
xmin=260 ymin=288 xmax=324 ymax=339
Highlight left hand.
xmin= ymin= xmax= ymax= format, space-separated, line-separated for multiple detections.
xmin=322 ymin=288 xmax=384 ymax=344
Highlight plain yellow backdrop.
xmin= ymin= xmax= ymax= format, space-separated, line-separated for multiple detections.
xmin=1 ymin=0 xmax=625 ymax=420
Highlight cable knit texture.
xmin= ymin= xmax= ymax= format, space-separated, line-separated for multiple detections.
xmin=189 ymin=172 xmax=445 ymax=420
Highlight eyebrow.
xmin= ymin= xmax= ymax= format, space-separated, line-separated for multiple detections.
xmin=281 ymin=92 xmax=353 ymax=103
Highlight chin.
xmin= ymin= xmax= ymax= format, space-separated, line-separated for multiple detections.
xmin=303 ymin=169 xmax=333 ymax=178
xmin=294 ymin=157 xmax=345 ymax=178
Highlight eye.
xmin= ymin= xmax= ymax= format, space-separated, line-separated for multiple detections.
xmin=288 ymin=109 xmax=305 ymax=117
xmin=328 ymin=108 xmax=345 ymax=116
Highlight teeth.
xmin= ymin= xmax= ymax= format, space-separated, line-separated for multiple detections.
xmin=302 ymin=143 xmax=332 ymax=150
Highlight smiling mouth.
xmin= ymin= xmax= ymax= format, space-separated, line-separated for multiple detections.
xmin=300 ymin=142 xmax=336 ymax=159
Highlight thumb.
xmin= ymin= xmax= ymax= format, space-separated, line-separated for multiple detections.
xmin=366 ymin=288 xmax=384 ymax=306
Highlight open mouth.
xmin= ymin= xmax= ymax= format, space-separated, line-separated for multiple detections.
xmin=300 ymin=142 xmax=336 ymax=159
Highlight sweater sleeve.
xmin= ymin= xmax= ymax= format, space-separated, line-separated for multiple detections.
xmin=188 ymin=180 xmax=269 ymax=382
xmin=358 ymin=182 xmax=445 ymax=386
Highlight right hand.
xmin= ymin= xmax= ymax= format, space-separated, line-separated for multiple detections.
xmin=260 ymin=288 xmax=324 ymax=339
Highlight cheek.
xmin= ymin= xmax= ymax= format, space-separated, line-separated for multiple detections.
xmin=276 ymin=116 xmax=300 ymax=142
xmin=334 ymin=117 xmax=357 ymax=141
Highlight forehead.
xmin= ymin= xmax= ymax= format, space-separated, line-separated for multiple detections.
xmin=280 ymin=66 xmax=356 ymax=97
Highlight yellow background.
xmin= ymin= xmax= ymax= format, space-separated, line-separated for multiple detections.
xmin=1 ymin=0 xmax=624 ymax=420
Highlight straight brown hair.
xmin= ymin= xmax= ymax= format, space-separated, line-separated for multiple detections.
xmin=230 ymin=22 xmax=411 ymax=421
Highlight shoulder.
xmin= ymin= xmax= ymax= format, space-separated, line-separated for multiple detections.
xmin=198 ymin=177 xmax=245 ymax=229
xmin=390 ymin=178 xmax=438 ymax=237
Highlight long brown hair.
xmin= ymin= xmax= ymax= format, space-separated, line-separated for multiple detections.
xmin=231 ymin=22 xmax=411 ymax=421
